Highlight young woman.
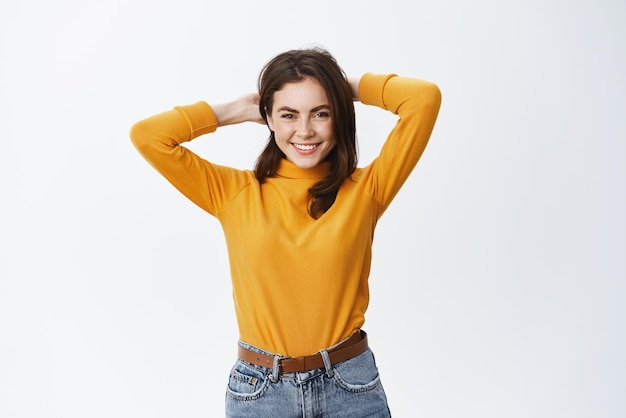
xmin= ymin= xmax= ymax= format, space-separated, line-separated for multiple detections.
xmin=130 ymin=48 xmax=441 ymax=417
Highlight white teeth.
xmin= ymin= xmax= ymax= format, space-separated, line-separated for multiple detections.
xmin=293 ymin=143 xmax=317 ymax=151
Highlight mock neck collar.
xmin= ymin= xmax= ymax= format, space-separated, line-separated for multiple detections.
xmin=275 ymin=158 xmax=331 ymax=180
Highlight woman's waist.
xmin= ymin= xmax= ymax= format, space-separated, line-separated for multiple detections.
xmin=237 ymin=329 xmax=369 ymax=374
xmin=237 ymin=322 xmax=365 ymax=358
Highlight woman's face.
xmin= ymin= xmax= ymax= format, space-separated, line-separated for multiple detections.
xmin=266 ymin=77 xmax=336 ymax=169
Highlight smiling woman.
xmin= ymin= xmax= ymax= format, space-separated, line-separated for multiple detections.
xmin=267 ymin=77 xmax=336 ymax=170
xmin=130 ymin=47 xmax=441 ymax=417
xmin=254 ymin=49 xmax=360 ymax=220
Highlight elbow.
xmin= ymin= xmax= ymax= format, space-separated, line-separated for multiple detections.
xmin=400 ymin=79 xmax=442 ymax=115
xmin=418 ymin=82 xmax=442 ymax=122
xmin=129 ymin=119 xmax=153 ymax=153
xmin=424 ymin=82 xmax=442 ymax=111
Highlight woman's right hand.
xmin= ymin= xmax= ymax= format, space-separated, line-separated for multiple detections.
xmin=212 ymin=93 xmax=264 ymax=127
xmin=347 ymin=77 xmax=361 ymax=102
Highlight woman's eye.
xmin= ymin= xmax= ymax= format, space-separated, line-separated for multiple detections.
xmin=314 ymin=112 xmax=330 ymax=119
xmin=280 ymin=113 xmax=295 ymax=120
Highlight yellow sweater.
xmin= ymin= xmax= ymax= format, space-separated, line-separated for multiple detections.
xmin=130 ymin=73 xmax=441 ymax=356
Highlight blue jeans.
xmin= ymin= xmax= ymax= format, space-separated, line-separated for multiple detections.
xmin=225 ymin=341 xmax=391 ymax=417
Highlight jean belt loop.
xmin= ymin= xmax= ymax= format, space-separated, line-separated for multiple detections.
xmin=319 ymin=349 xmax=334 ymax=378
xmin=270 ymin=354 xmax=281 ymax=382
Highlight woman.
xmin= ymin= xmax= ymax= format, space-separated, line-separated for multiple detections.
xmin=130 ymin=48 xmax=441 ymax=417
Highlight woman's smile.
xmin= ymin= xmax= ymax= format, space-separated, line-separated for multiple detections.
xmin=266 ymin=77 xmax=336 ymax=169
xmin=292 ymin=142 xmax=320 ymax=153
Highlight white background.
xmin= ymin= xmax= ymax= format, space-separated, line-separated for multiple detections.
xmin=1 ymin=0 xmax=624 ymax=417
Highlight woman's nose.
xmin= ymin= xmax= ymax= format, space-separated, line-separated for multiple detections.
xmin=296 ymin=119 xmax=313 ymax=138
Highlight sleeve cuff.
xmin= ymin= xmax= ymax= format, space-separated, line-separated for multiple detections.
xmin=358 ymin=73 xmax=397 ymax=109
xmin=174 ymin=101 xmax=218 ymax=138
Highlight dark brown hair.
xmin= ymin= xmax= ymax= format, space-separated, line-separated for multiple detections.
xmin=255 ymin=48 xmax=357 ymax=219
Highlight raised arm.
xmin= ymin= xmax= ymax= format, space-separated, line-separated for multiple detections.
xmin=357 ymin=73 xmax=442 ymax=211
xmin=129 ymin=94 xmax=261 ymax=215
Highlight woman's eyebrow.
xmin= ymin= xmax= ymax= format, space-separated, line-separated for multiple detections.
xmin=310 ymin=104 xmax=330 ymax=112
xmin=276 ymin=106 xmax=299 ymax=113
xmin=276 ymin=104 xmax=330 ymax=113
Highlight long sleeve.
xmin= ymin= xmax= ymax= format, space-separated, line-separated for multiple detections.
xmin=357 ymin=73 xmax=442 ymax=212
xmin=130 ymin=101 xmax=252 ymax=215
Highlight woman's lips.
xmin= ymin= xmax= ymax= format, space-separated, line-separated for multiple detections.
xmin=292 ymin=143 xmax=319 ymax=154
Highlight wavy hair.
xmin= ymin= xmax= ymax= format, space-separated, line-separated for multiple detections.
xmin=255 ymin=48 xmax=357 ymax=219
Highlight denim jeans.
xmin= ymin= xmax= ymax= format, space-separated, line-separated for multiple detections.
xmin=225 ymin=340 xmax=391 ymax=417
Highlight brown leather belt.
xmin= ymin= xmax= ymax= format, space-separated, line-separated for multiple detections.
xmin=237 ymin=331 xmax=368 ymax=374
